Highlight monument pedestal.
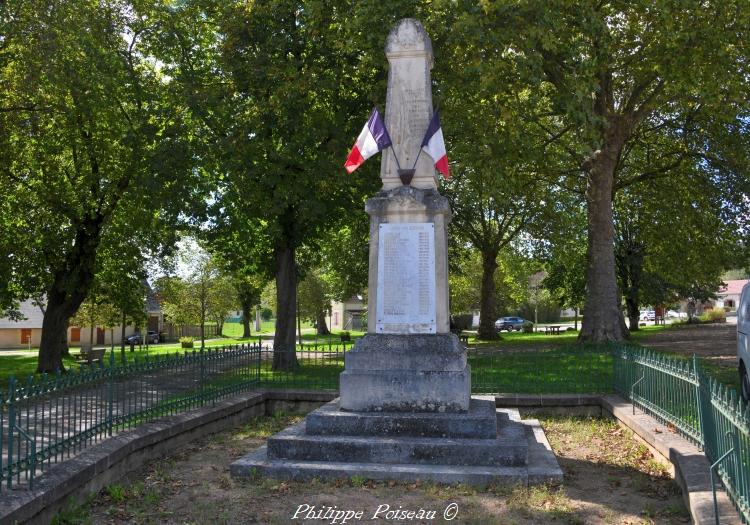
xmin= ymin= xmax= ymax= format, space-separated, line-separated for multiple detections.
xmin=339 ymin=334 xmax=470 ymax=413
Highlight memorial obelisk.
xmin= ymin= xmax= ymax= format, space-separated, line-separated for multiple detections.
xmin=338 ymin=18 xmax=468 ymax=413
xmin=230 ymin=19 xmax=562 ymax=486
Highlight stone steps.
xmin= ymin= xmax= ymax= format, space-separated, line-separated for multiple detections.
xmin=267 ymin=421 xmax=527 ymax=467
xmin=304 ymin=397 xmax=500 ymax=439
xmin=231 ymin=445 xmax=530 ymax=485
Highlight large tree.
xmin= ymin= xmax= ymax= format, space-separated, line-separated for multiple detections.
xmin=0 ymin=0 xmax=200 ymax=372
xmin=475 ymin=0 xmax=750 ymax=341
xmin=164 ymin=0 xmax=383 ymax=369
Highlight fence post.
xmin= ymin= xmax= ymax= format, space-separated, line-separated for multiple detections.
xmin=693 ymin=355 xmax=705 ymax=447
xmin=107 ymin=351 xmax=115 ymax=437
xmin=199 ymin=347 xmax=205 ymax=406
xmin=6 ymin=377 xmax=15 ymax=490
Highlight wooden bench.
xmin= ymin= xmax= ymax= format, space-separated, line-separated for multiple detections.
xmin=544 ymin=325 xmax=562 ymax=335
xmin=74 ymin=347 xmax=106 ymax=365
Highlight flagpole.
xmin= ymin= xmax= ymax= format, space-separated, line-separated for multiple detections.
xmin=390 ymin=146 xmax=403 ymax=171
xmin=411 ymin=147 xmax=424 ymax=170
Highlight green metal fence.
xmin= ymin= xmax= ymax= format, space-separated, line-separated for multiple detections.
xmin=1 ymin=343 xmax=261 ymax=491
xmin=614 ymin=346 xmax=749 ymax=524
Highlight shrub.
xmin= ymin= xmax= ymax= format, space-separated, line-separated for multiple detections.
xmin=522 ymin=321 xmax=534 ymax=333
xmin=340 ymin=331 xmax=351 ymax=342
xmin=699 ymin=308 xmax=726 ymax=323
xmin=260 ymin=308 xmax=273 ymax=321
xmin=179 ymin=336 xmax=194 ymax=348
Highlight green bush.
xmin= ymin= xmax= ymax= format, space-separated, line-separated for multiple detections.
xmin=179 ymin=336 xmax=194 ymax=348
xmin=699 ymin=308 xmax=726 ymax=323
xmin=522 ymin=321 xmax=534 ymax=333
xmin=260 ymin=308 xmax=273 ymax=321
xmin=340 ymin=331 xmax=351 ymax=342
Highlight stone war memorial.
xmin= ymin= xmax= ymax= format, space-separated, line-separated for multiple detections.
xmin=231 ymin=18 xmax=562 ymax=486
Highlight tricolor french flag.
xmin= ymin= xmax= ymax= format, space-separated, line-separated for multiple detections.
xmin=421 ymin=111 xmax=450 ymax=178
xmin=344 ymin=108 xmax=392 ymax=174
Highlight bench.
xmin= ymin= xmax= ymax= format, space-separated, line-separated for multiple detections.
xmin=544 ymin=325 xmax=562 ymax=335
xmin=74 ymin=347 xmax=106 ymax=365
xmin=459 ymin=334 xmax=469 ymax=346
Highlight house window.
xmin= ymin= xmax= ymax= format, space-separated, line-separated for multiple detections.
xmin=333 ymin=312 xmax=339 ymax=326
xmin=70 ymin=327 xmax=81 ymax=343
xmin=20 ymin=329 xmax=32 ymax=344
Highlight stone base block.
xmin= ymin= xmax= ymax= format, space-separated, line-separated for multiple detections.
xmin=305 ymin=398 xmax=498 ymax=439
xmin=344 ymin=334 xmax=465 ymax=371
xmin=339 ymin=367 xmax=470 ymax=413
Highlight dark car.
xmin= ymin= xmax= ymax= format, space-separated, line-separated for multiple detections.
xmin=495 ymin=317 xmax=526 ymax=332
xmin=124 ymin=331 xmax=160 ymax=345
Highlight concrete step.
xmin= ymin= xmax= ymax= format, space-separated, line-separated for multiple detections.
xmin=267 ymin=420 xmax=528 ymax=467
xmin=231 ymin=445 xmax=530 ymax=485
xmin=305 ymin=398 xmax=501 ymax=439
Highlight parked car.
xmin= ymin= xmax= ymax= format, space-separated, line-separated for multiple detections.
xmin=639 ymin=311 xmax=655 ymax=322
xmin=666 ymin=310 xmax=687 ymax=319
xmin=737 ymin=282 xmax=750 ymax=402
xmin=495 ymin=317 xmax=526 ymax=332
xmin=124 ymin=331 xmax=159 ymax=345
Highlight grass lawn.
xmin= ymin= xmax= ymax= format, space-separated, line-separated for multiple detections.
xmin=465 ymin=323 xmax=671 ymax=348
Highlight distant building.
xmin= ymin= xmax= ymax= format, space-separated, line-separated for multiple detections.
xmin=715 ymin=279 xmax=748 ymax=310
xmin=0 ymin=288 xmax=163 ymax=349
xmin=329 ymin=296 xmax=366 ymax=331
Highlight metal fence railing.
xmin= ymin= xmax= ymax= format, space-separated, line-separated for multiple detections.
xmin=614 ymin=346 xmax=749 ymax=524
xmin=1 ymin=344 xmax=261 ymax=491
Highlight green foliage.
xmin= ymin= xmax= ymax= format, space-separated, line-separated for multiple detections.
xmin=0 ymin=0 xmax=205 ymax=370
xmin=699 ymin=309 xmax=727 ymax=323
xmin=522 ymin=321 xmax=535 ymax=334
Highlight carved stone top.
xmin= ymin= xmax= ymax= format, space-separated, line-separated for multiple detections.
xmin=365 ymin=186 xmax=451 ymax=217
xmin=385 ymin=18 xmax=433 ymax=63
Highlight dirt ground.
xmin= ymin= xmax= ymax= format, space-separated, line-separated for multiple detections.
xmin=637 ymin=323 xmax=737 ymax=365
xmin=55 ymin=414 xmax=689 ymax=525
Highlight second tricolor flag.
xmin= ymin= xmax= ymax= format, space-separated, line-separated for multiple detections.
xmin=344 ymin=108 xmax=392 ymax=174
xmin=421 ymin=111 xmax=450 ymax=178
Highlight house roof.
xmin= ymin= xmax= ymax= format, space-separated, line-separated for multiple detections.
xmin=0 ymin=300 xmax=45 ymax=329
xmin=718 ymin=279 xmax=749 ymax=296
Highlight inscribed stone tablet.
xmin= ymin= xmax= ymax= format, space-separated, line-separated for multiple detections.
xmin=376 ymin=223 xmax=436 ymax=334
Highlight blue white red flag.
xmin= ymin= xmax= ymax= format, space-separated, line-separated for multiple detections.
xmin=344 ymin=108 xmax=392 ymax=174
xmin=421 ymin=111 xmax=450 ymax=178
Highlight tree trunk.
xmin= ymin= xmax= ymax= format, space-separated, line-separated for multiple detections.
xmin=37 ymin=293 xmax=72 ymax=373
xmin=579 ymin=145 xmax=627 ymax=343
xmin=242 ymin=305 xmax=252 ymax=337
xmin=273 ymin=243 xmax=299 ymax=370
xmin=477 ymin=249 xmax=500 ymax=340
xmin=316 ymin=311 xmax=330 ymax=335
xmin=574 ymin=307 xmax=578 ymax=330
xmin=37 ymin=218 xmax=103 ymax=373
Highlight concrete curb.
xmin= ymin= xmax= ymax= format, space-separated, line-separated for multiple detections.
xmin=497 ymin=393 xmax=741 ymax=525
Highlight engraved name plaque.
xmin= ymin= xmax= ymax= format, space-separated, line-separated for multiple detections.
xmin=376 ymin=223 xmax=436 ymax=334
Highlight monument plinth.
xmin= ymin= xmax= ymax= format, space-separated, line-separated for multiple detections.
xmin=231 ymin=18 xmax=562 ymax=487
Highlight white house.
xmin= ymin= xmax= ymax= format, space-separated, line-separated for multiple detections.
xmin=0 ymin=292 xmax=163 ymax=349
xmin=329 ymin=296 xmax=366 ymax=331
